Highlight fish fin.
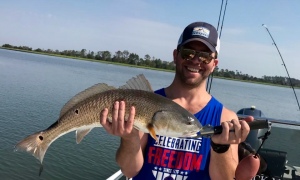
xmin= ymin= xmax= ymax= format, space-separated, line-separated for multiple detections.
xmin=14 ymin=132 xmax=48 ymax=164
xmin=152 ymin=110 xmax=171 ymax=124
xmin=60 ymin=83 xmax=116 ymax=117
xmin=147 ymin=124 xmax=158 ymax=142
xmin=119 ymin=74 xmax=153 ymax=92
xmin=76 ymin=128 xmax=93 ymax=144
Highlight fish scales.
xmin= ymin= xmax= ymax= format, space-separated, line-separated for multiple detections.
xmin=44 ymin=89 xmax=168 ymax=139
xmin=47 ymin=89 xmax=188 ymax=137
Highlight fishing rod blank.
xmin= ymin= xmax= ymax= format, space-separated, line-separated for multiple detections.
xmin=207 ymin=0 xmax=228 ymax=93
xmin=238 ymin=114 xmax=300 ymax=127
xmin=262 ymin=24 xmax=300 ymax=111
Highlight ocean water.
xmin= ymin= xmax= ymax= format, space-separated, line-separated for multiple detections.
xmin=0 ymin=49 xmax=299 ymax=179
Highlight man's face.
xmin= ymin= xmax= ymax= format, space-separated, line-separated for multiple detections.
xmin=173 ymin=41 xmax=218 ymax=87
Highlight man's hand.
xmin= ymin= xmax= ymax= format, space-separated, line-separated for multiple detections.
xmin=100 ymin=101 xmax=139 ymax=140
xmin=212 ymin=116 xmax=254 ymax=144
xmin=100 ymin=101 xmax=145 ymax=178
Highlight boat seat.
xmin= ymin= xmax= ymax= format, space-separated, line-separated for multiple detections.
xmin=259 ymin=148 xmax=287 ymax=179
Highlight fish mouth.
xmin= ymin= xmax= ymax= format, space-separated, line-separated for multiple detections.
xmin=182 ymin=131 xmax=200 ymax=137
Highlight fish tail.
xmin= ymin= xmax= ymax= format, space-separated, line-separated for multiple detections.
xmin=14 ymin=131 xmax=49 ymax=164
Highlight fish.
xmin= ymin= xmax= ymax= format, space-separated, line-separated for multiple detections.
xmin=15 ymin=74 xmax=202 ymax=166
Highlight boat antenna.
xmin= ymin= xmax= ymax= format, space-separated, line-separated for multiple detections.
xmin=262 ymin=24 xmax=300 ymax=111
xmin=207 ymin=0 xmax=228 ymax=93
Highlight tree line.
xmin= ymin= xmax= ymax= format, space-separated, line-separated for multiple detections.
xmin=2 ymin=43 xmax=300 ymax=87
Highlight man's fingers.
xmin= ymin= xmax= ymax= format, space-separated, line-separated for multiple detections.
xmin=242 ymin=116 xmax=254 ymax=123
xmin=240 ymin=120 xmax=250 ymax=141
xmin=112 ymin=101 xmax=119 ymax=133
xmin=100 ymin=108 xmax=108 ymax=125
xmin=221 ymin=121 xmax=230 ymax=142
xmin=213 ymin=118 xmax=252 ymax=144
xmin=118 ymin=101 xmax=126 ymax=131
xmin=125 ymin=106 xmax=135 ymax=133
xmin=100 ymin=108 xmax=112 ymax=133
xmin=100 ymin=101 xmax=136 ymax=138
xmin=231 ymin=119 xmax=242 ymax=143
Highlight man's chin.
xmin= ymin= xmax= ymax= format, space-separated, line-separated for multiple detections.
xmin=182 ymin=77 xmax=203 ymax=87
xmin=185 ymin=72 xmax=207 ymax=80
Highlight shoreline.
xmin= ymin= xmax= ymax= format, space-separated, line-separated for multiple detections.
xmin=1 ymin=47 xmax=298 ymax=89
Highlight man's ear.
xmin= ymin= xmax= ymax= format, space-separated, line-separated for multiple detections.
xmin=173 ymin=49 xmax=178 ymax=64
xmin=211 ymin=59 xmax=219 ymax=73
xmin=213 ymin=59 xmax=219 ymax=67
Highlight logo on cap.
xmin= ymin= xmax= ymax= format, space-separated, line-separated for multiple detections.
xmin=192 ymin=27 xmax=210 ymax=38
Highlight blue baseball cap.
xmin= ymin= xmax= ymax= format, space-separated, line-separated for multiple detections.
xmin=177 ymin=22 xmax=220 ymax=53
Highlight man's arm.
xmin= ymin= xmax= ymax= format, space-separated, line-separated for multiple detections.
xmin=209 ymin=142 xmax=239 ymax=179
xmin=116 ymin=132 xmax=148 ymax=177
xmin=100 ymin=101 xmax=148 ymax=178
xmin=209 ymin=108 xmax=251 ymax=180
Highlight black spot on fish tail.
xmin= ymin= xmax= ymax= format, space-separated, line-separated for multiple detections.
xmin=75 ymin=109 xmax=79 ymax=114
xmin=39 ymin=136 xmax=43 ymax=141
xmin=39 ymin=164 xmax=43 ymax=176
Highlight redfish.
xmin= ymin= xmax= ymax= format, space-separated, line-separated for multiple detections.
xmin=15 ymin=74 xmax=202 ymax=166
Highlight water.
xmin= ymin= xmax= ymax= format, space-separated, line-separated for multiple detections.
xmin=0 ymin=49 xmax=299 ymax=179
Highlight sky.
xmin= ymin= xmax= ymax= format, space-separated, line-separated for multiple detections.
xmin=1 ymin=0 xmax=299 ymax=79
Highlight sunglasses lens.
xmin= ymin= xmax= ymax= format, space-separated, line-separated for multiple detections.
xmin=180 ymin=49 xmax=196 ymax=60
xmin=199 ymin=52 xmax=212 ymax=64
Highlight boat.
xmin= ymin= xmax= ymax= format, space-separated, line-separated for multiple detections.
xmin=107 ymin=106 xmax=300 ymax=180
xmin=237 ymin=106 xmax=300 ymax=180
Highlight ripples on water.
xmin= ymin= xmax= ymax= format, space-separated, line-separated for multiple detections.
xmin=0 ymin=49 xmax=299 ymax=179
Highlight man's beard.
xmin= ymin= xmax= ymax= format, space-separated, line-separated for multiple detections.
xmin=175 ymin=65 xmax=210 ymax=88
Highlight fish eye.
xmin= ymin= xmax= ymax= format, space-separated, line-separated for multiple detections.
xmin=188 ymin=116 xmax=195 ymax=122
xmin=187 ymin=117 xmax=195 ymax=125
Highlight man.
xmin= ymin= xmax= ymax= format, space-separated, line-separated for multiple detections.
xmin=100 ymin=22 xmax=252 ymax=180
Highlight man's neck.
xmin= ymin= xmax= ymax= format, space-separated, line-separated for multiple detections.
xmin=164 ymin=79 xmax=211 ymax=114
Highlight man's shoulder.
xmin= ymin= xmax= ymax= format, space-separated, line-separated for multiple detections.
xmin=220 ymin=107 xmax=238 ymax=123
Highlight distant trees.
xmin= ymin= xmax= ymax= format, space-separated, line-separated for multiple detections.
xmin=1 ymin=43 xmax=299 ymax=87
xmin=213 ymin=68 xmax=300 ymax=87
xmin=2 ymin=44 xmax=32 ymax=51
xmin=1 ymin=43 xmax=176 ymax=71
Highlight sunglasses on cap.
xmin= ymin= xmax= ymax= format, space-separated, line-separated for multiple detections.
xmin=179 ymin=47 xmax=215 ymax=64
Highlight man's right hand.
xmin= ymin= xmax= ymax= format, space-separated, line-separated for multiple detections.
xmin=100 ymin=101 xmax=145 ymax=178
xmin=100 ymin=101 xmax=139 ymax=140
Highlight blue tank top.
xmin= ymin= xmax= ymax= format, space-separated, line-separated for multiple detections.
xmin=132 ymin=88 xmax=223 ymax=180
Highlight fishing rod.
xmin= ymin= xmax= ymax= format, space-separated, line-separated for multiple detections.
xmin=238 ymin=114 xmax=300 ymax=127
xmin=199 ymin=114 xmax=300 ymax=137
xmin=216 ymin=0 xmax=224 ymax=32
xmin=262 ymin=24 xmax=300 ymax=111
xmin=207 ymin=0 xmax=228 ymax=93
xmin=218 ymin=0 xmax=228 ymax=40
